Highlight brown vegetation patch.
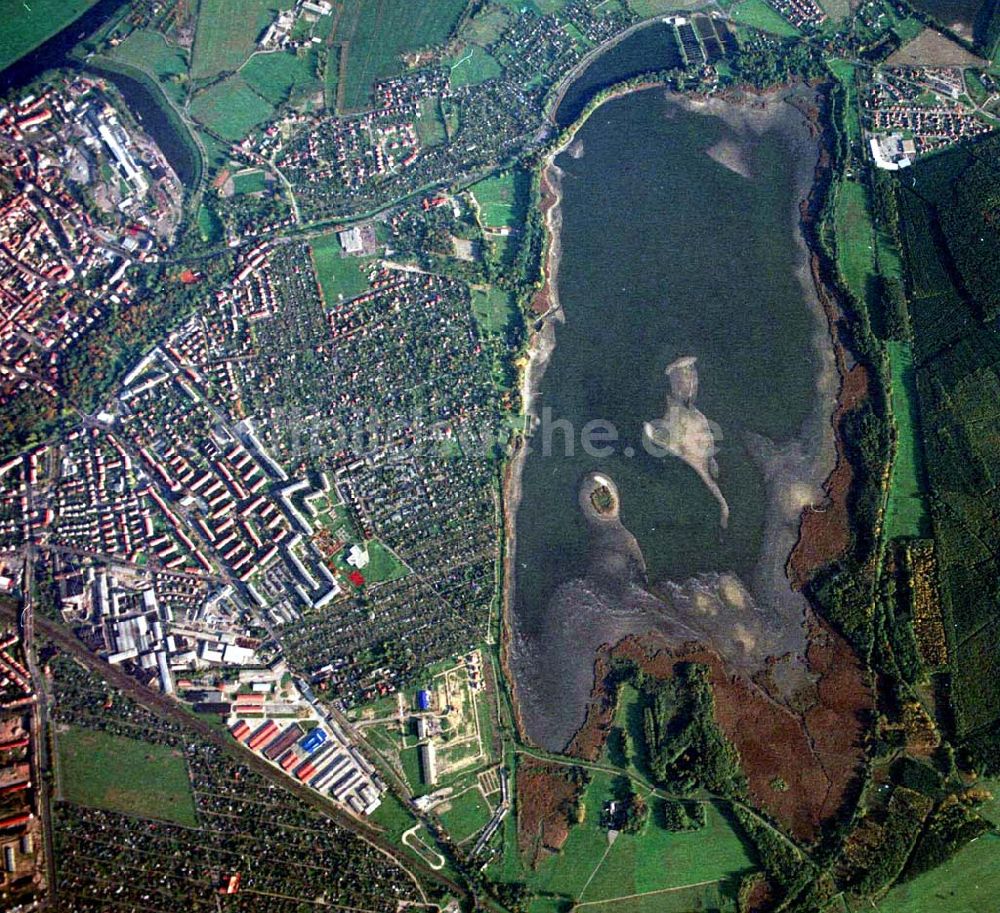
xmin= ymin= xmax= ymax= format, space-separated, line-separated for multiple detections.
xmin=788 ymin=257 xmax=871 ymax=589
xmin=886 ymin=28 xmax=986 ymax=67
xmin=567 ymin=624 xmax=872 ymax=843
xmin=516 ymin=758 xmax=585 ymax=868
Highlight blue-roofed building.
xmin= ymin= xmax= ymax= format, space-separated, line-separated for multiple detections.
xmin=416 ymin=690 xmax=431 ymax=711
xmin=299 ymin=727 xmax=328 ymax=754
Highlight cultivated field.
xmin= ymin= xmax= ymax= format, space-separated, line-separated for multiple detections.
xmin=242 ymin=48 xmax=321 ymax=105
xmin=190 ymin=76 xmax=275 ymax=141
xmin=191 ymin=0 xmax=292 ymax=80
xmin=56 ymin=726 xmax=198 ymax=827
xmin=0 ymin=0 xmax=99 ymax=72
xmin=333 ymin=0 xmax=467 ymax=112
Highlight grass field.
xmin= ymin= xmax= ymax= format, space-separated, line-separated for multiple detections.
xmin=311 ymin=234 xmax=377 ymax=303
xmin=0 ymin=0 xmax=99 ymax=72
xmin=358 ymin=539 xmax=409 ymax=584
xmin=886 ymin=342 xmax=931 ymax=539
xmin=197 ymin=204 xmax=224 ymax=243
xmin=730 ymin=0 xmax=801 ymax=37
xmin=829 ymin=59 xmax=862 ymax=147
xmin=190 ymin=77 xmax=276 ymax=141
xmin=447 ymin=45 xmax=504 ymax=88
xmin=107 ymin=29 xmax=189 ymax=105
xmin=416 ymin=96 xmax=448 ymax=146
xmin=521 ymin=769 xmax=751 ymax=904
xmin=57 ymin=726 xmax=197 ymax=827
xmin=471 ymin=172 xmax=525 ymax=229
xmin=333 ymin=0 xmax=467 ymax=111
xmin=875 ymin=833 xmax=1000 ymax=912
xmin=472 ymin=287 xmax=515 ymax=335
xmin=626 ymin=0 xmax=712 ymax=14
xmin=191 ymin=0 xmax=291 ymax=81
xmin=439 ymin=787 xmax=493 ymax=843
xmin=241 ymin=48 xmax=320 ymax=106
xmin=833 ymin=179 xmax=877 ymax=305
xmin=232 ymin=169 xmax=270 ymax=195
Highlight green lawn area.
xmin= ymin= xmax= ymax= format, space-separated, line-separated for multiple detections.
xmin=471 ymin=172 xmax=524 ymax=229
xmin=324 ymin=43 xmax=340 ymax=109
xmin=197 ymin=204 xmax=224 ymax=243
xmin=886 ymin=341 xmax=931 ymax=539
xmin=730 ymin=0 xmax=801 ymax=37
xmin=333 ymin=0 xmax=467 ymax=112
xmin=828 ymin=59 xmax=862 ymax=148
xmin=310 ymin=234 xmax=377 ymax=303
xmin=232 ymin=169 xmax=270 ymax=195
xmin=57 ymin=726 xmax=197 ymax=827
xmin=471 ymin=287 xmax=515 ymax=335
xmin=875 ymin=833 xmax=1000 ymax=912
xmin=107 ymin=29 xmax=189 ymax=105
xmin=626 ymin=0 xmax=711 ymax=13
xmin=447 ymin=45 xmax=504 ymax=89
xmin=190 ymin=76 xmax=276 ymax=141
xmin=416 ymin=96 xmax=447 ymax=147
xmin=359 ymin=539 xmax=409 ymax=584
xmin=0 ymin=0 xmax=99 ymax=71
xmin=241 ymin=48 xmax=320 ymax=105
xmin=521 ymin=769 xmax=752 ymax=904
xmin=370 ymin=790 xmax=420 ymax=842
xmin=439 ymin=787 xmax=493 ymax=843
xmin=834 ymin=179 xmax=877 ymax=305
xmin=191 ymin=0 xmax=291 ymax=80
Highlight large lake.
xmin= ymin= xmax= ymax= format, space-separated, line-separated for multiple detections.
xmin=508 ymin=87 xmax=835 ymax=750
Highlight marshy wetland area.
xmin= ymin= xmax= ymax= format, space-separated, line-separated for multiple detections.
xmin=505 ymin=83 xmax=856 ymax=762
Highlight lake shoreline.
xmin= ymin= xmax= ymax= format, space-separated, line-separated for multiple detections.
xmin=503 ymin=81 xmax=848 ymax=749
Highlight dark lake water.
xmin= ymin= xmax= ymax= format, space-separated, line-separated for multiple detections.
xmin=510 ymin=88 xmax=827 ymax=750
xmin=554 ymin=23 xmax=683 ymax=129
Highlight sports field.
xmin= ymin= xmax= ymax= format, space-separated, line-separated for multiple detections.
xmin=310 ymin=234 xmax=377 ymax=304
xmin=730 ymin=0 xmax=801 ymax=37
xmin=57 ymin=726 xmax=198 ymax=827
xmin=232 ymin=169 xmax=270 ymax=195
xmin=470 ymin=171 xmax=525 ymax=229
xmin=886 ymin=342 xmax=930 ymax=539
xmin=0 ymin=0 xmax=99 ymax=72
xmin=333 ymin=0 xmax=467 ymax=111
xmin=191 ymin=0 xmax=292 ymax=80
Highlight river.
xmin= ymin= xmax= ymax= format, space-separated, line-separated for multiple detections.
xmin=0 ymin=0 xmax=199 ymax=188
xmin=508 ymin=86 xmax=838 ymax=751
